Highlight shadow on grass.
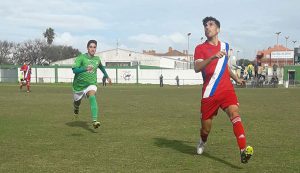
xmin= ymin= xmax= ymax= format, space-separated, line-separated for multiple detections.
xmin=153 ymin=137 xmax=242 ymax=169
xmin=65 ymin=121 xmax=96 ymax=133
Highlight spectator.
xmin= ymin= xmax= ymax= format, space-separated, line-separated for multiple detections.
xmin=159 ymin=74 xmax=163 ymax=87
xmin=175 ymin=75 xmax=180 ymax=87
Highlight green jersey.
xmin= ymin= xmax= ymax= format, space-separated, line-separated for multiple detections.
xmin=72 ymin=53 xmax=101 ymax=92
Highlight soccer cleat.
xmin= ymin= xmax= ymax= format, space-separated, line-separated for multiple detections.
xmin=240 ymin=146 xmax=254 ymax=164
xmin=92 ymin=121 xmax=101 ymax=129
xmin=196 ymin=138 xmax=206 ymax=155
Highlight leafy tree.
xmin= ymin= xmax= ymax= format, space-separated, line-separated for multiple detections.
xmin=237 ymin=58 xmax=255 ymax=66
xmin=43 ymin=27 xmax=55 ymax=45
xmin=41 ymin=45 xmax=81 ymax=64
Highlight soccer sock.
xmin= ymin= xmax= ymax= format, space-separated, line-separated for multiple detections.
xmin=231 ymin=115 xmax=246 ymax=151
xmin=73 ymin=100 xmax=81 ymax=110
xmin=26 ymin=84 xmax=30 ymax=91
xmin=89 ymin=95 xmax=98 ymax=121
xmin=200 ymin=129 xmax=208 ymax=143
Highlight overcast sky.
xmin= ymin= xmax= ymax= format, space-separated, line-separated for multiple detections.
xmin=1 ymin=0 xmax=299 ymax=59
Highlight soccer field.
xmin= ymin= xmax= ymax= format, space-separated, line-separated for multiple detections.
xmin=0 ymin=84 xmax=299 ymax=172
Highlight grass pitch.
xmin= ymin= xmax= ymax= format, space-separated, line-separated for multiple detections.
xmin=0 ymin=84 xmax=299 ymax=172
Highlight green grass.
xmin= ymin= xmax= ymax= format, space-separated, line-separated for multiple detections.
xmin=0 ymin=84 xmax=299 ymax=172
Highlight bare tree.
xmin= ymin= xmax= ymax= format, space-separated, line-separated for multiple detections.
xmin=12 ymin=39 xmax=48 ymax=65
xmin=0 ymin=40 xmax=14 ymax=64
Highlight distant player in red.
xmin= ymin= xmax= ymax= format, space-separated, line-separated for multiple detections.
xmin=194 ymin=16 xmax=253 ymax=163
xmin=20 ymin=63 xmax=31 ymax=92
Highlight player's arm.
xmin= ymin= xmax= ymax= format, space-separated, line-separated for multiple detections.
xmin=98 ymin=62 xmax=112 ymax=84
xmin=72 ymin=56 xmax=92 ymax=74
xmin=228 ymin=66 xmax=245 ymax=85
xmin=194 ymin=51 xmax=226 ymax=73
xmin=72 ymin=67 xmax=87 ymax=74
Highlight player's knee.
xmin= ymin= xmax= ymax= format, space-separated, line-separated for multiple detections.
xmin=226 ymin=106 xmax=239 ymax=119
xmin=229 ymin=111 xmax=239 ymax=119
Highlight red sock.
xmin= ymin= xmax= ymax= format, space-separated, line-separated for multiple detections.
xmin=231 ymin=116 xmax=246 ymax=150
xmin=201 ymin=130 xmax=208 ymax=143
xmin=27 ymin=85 xmax=30 ymax=92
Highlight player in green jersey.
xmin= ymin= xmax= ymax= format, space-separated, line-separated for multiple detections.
xmin=72 ymin=40 xmax=112 ymax=129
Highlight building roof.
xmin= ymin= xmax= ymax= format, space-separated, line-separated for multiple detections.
xmin=257 ymin=45 xmax=291 ymax=59
xmin=143 ymin=47 xmax=189 ymax=56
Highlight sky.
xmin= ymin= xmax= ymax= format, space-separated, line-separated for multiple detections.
xmin=1 ymin=0 xmax=299 ymax=59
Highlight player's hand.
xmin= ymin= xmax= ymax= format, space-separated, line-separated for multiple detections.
xmin=107 ymin=78 xmax=112 ymax=85
xmin=236 ymin=78 xmax=246 ymax=85
xmin=86 ymin=65 xmax=93 ymax=73
xmin=212 ymin=51 xmax=226 ymax=59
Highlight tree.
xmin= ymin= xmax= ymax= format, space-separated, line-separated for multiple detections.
xmin=12 ymin=39 xmax=81 ymax=65
xmin=43 ymin=27 xmax=55 ymax=45
xmin=237 ymin=59 xmax=254 ymax=66
xmin=41 ymin=45 xmax=81 ymax=64
xmin=12 ymin=39 xmax=48 ymax=65
xmin=0 ymin=40 xmax=14 ymax=64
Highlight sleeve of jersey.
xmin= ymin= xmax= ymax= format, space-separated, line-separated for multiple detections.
xmin=72 ymin=55 xmax=86 ymax=74
xmin=72 ymin=55 xmax=82 ymax=69
xmin=194 ymin=46 xmax=204 ymax=62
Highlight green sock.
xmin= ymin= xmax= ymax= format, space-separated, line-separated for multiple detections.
xmin=89 ymin=95 xmax=98 ymax=121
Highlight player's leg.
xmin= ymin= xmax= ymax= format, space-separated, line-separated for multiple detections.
xmin=225 ymin=105 xmax=246 ymax=150
xmin=197 ymin=96 xmax=219 ymax=154
xmin=26 ymin=80 xmax=30 ymax=92
xmin=86 ymin=89 xmax=100 ymax=129
xmin=200 ymin=118 xmax=212 ymax=144
xmin=19 ymin=80 xmax=23 ymax=90
xmin=73 ymin=99 xmax=81 ymax=115
xmin=73 ymin=91 xmax=85 ymax=118
xmin=197 ymin=118 xmax=213 ymax=154
xmin=225 ymin=105 xmax=253 ymax=163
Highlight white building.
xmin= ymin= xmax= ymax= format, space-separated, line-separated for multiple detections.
xmin=51 ymin=48 xmax=190 ymax=69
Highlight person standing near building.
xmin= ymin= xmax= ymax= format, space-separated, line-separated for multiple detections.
xmin=247 ymin=63 xmax=254 ymax=80
xmin=175 ymin=75 xmax=180 ymax=87
xmin=159 ymin=74 xmax=163 ymax=87
xmin=193 ymin=16 xmax=253 ymax=163
xmin=102 ymin=76 xmax=107 ymax=86
xmin=72 ymin=40 xmax=111 ymax=129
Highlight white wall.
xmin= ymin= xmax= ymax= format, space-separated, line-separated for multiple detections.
xmin=18 ymin=67 xmax=56 ymax=83
xmin=29 ymin=67 xmax=203 ymax=85
xmin=138 ymin=69 xmax=202 ymax=85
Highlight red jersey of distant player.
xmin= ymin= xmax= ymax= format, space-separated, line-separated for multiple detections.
xmin=194 ymin=41 xmax=234 ymax=98
xmin=20 ymin=64 xmax=31 ymax=82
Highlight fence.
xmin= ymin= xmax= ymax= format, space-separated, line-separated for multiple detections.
xmin=2 ymin=65 xmax=298 ymax=87
xmin=0 ymin=65 xmax=203 ymax=85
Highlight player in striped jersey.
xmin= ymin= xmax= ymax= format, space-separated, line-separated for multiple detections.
xmin=194 ymin=16 xmax=253 ymax=163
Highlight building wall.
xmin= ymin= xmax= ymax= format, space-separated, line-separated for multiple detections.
xmin=283 ymin=65 xmax=300 ymax=81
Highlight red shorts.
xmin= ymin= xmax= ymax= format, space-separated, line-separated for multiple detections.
xmin=201 ymin=90 xmax=239 ymax=120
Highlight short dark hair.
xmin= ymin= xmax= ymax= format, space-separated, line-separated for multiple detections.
xmin=203 ymin=16 xmax=220 ymax=28
xmin=87 ymin=40 xmax=97 ymax=48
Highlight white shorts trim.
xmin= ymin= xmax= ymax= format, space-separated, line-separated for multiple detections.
xmin=73 ymin=85 xmax=97 ymax=101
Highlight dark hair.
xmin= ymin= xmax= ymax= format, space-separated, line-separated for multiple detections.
xmin=203 ymin=16 xmax=220 ymax=28
xmin=87 ymin=40 xmax=97 ymax=48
